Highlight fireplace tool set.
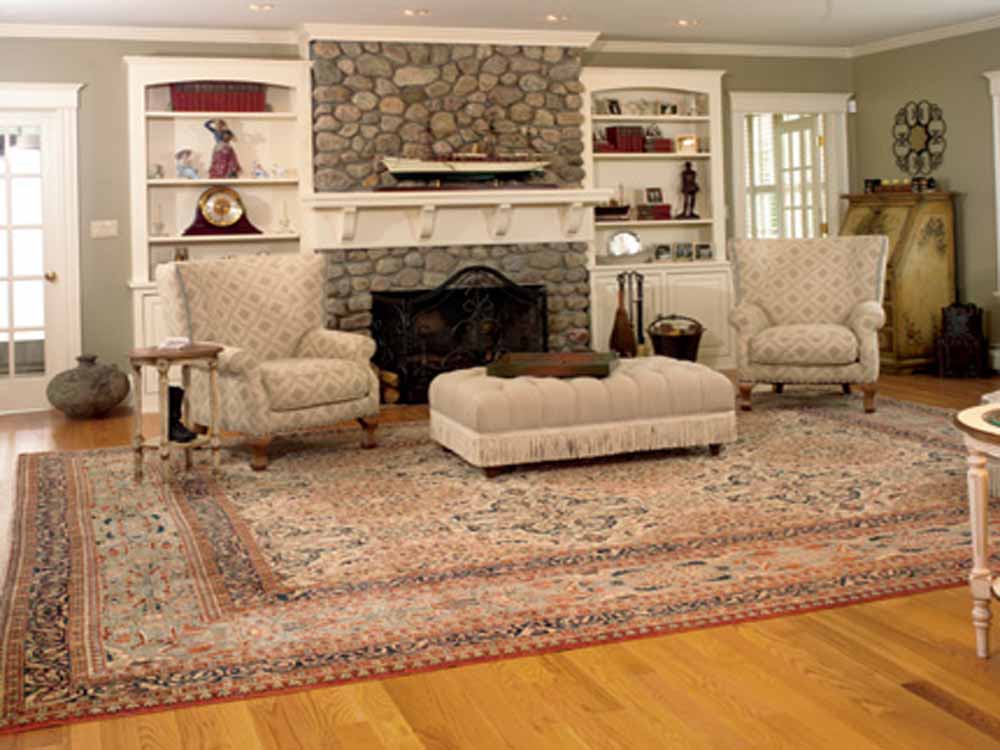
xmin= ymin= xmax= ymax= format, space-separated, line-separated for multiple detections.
xmin=610 ymin=271 xmax=645 ymax=357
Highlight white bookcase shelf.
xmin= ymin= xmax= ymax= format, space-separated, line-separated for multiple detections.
xmin=147 ymin=178 xmax=299 ymax=187
xmin=593 ymin=152 xmax=712 ymax=161
xmin=148 ymin=233 xmax=301 ymax=245
xmin=582 ymin=67 xmax=734 ymax=369
xmin=146 ymin=111 xmax=298 ymax=121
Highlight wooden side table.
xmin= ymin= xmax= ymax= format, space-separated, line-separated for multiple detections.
xmin=954 ymin=404 xmax=1000 ymax=658
xmin=128 ymin=343 xmax=223 ymax=480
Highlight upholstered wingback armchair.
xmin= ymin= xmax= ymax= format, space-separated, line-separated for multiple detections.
xmin=729 ymin=236 xmax=889 ymax=412
xmin=155 ymin=253 xmax=379 ymax=469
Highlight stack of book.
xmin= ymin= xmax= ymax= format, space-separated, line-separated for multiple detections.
xmin=605 ymin=126 xmax=645 ymax=153
xmin=170 ymin=82 xmax=267 ymax=112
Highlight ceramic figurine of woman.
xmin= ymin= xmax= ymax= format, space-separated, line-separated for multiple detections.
xmin=174 ymin=148 xmax=198 ymax=179
xmin=680 ymin=161 xmax=700 ymax=219
xmin=205 ymin=119 xmax=242 ymax=179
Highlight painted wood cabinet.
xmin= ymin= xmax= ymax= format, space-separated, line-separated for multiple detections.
xmin=839 ymin=192 xmax=956 ymax=373
xmin=590 ymin=263 xmax=734 ymax=369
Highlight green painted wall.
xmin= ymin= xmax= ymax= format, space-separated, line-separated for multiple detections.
xmin=0 ymin=38 xmax=297 ymax=370
xmin=851 ymin=28 xmax=1000 ymax=337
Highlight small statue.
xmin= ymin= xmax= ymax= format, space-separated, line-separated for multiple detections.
xmin=252 ymin=161 xmax=269 ymax=179
xmin=271 ymin=163 xmax=287 ymax=178
xmin=147 ymin=163 xmax=164 ymax=180
xmin=205 ymin=119 xmax=241 ymax=179
xmin=679 ymin=161 xmax=700 ymax=219
xmin=174 ymin=148 xmax=198 ymax=179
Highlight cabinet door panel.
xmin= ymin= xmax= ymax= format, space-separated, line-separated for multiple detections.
xmin=660 ymin=272 xmax=733 ymax=364
xmin=589 ymin=271 xmax=662 ymax=353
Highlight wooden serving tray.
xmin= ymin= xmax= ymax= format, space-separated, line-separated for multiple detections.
xmin=486 ymin=352 xmax=619 ymax=378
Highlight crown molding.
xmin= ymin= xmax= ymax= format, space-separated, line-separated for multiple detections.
xmin=851 ymin=13 xmax=1000 ymax=57
xmin=299 ymin=24 xmax=600 ymax=48
xmin=0 ymin=23 xmax=296 ymax=45
xmin=590 ymin=39 xmax=853 ymax=59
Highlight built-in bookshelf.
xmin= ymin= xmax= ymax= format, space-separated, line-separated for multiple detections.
xmin=125 ymin=56 xmax=310 ymax=400
xmin=581 ymin=67 xmax=734 ymax=368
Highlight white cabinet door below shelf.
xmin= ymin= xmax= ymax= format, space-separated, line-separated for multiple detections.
xmin=659 ymin=270 xmax=734 ymax=367
xmin=139 ymin=291 xmax=179 ymax=402
xmin=589 ymin=270 xmax=663 ymax=353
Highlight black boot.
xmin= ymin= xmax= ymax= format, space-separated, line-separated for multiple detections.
xmin=168 ymin=386 xmax=197 ymax=443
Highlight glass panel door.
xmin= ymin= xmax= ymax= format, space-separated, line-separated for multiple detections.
xmin=743 ymin=112 xmax=830 ymax=239
xmin=0 ymin=126 xmax=46 ymax=381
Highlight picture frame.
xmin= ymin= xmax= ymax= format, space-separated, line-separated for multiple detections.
xmin=607 ymin=99 xmax=621 ymax=115
xmin=677 ymin=134 xmax=699 ymax=154
xmin=695 ymin=243 xmax=714 ymax=260
xmin=654 ymin=244 xmax=672 ymax=261
xmin=673 ymin=242 xmax=694 ymax=260
xmin=645 ymin=187 xmax=664 ymax=204
xmin=659 ymin=103 xmax=678 ymax=115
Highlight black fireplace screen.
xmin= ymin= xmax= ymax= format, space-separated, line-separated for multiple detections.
xmin=371 ymin=265 xmax=548 ymax=403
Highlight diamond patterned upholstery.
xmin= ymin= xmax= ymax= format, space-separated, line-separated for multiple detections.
xmin=729 ymin=236 xmax=888 ymax=387
xmin=155 ymin=254 xmax=379 ymax=440
xmin=751 ymin=324 xmax=859 ymax=366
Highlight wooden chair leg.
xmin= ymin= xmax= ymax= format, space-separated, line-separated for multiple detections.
xmin=738 ymin=383 xmax=753 ymax=411
xmin=860 ymin=383 xmax=877 ymax=413
xmin=773 ymin=383 xmax=784 ymax=394
xmin=358 ymin=417 xmax=378 ymax=449
xmin=250 ymin=437 xmax=272 ymax=471
xmin=841 ymin=384 xmax=852 ymax=395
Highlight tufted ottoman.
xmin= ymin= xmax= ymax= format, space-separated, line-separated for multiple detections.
xmin=429 ymin=356 xmax=737 ymax=475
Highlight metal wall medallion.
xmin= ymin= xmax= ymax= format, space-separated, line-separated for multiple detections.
xmin=892 ymin=100 xmax=946 ymax=175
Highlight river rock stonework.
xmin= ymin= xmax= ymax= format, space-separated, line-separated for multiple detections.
xmin=310 ymin=40 xmax=585 ymax=190
xmin=325 ymin=244 xmax=591 ymax=352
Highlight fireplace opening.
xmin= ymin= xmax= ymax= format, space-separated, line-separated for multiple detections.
xmin=371 ymin=265 xmax=548 ymax=404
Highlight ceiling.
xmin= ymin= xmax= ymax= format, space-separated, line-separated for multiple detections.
xmin=3 ymin=0 xmax=1000 ymax=48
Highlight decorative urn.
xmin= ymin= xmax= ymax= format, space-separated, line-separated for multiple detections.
xmin=46 ymin=355 xmax=130 ymax=418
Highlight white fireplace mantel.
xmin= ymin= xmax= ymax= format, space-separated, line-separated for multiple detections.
xmin=302 ymin=188 xmax=613 ymax=249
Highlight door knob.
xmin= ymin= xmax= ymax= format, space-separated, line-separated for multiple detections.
xmin=44 ymin=271 xmax=57 ymax=283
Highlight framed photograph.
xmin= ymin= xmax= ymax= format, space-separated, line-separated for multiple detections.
xmin=677 ymin=134 xmax=699 ymax=154
xmin=673 ymin=242 xmax=694 ymax=260
xmin=654 ymin=244 xmax=672 ymax=261
xmin=645 ymin=187 xmax=664 ymax=204
xmin=695 ymin=243 xmax=714 ymax=260
xmin=607 ymin=99 xmax=621 ymax=115
xmin=659 ymin=103 xmax=678 ymax=115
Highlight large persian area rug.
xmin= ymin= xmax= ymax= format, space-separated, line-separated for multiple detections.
xmin=0 ymin=391 xmax=988 ymax=731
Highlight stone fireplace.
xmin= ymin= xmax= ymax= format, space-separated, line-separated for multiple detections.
xmin=307 ymin=31 xmax=605 ymax=396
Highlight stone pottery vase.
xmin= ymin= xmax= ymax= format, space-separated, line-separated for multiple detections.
xmin=47 ymin=355 xmax=130 ymax=418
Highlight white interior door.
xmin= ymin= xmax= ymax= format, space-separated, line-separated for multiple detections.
xmin=0 ymin=108 xmax=77 ymax=412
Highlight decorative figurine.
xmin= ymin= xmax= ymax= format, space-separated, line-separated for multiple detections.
xmin=147 ymin=163 xmax=164 ymax=180
xmin=252 ymin=161 xmax=269 ymax=179
xmin=679 ymin=161 xmax=700 ymax=219
xmin=271 ymin=163 xmax=288 ymax=178
xmin=205 ymin=119 xmax=241 ymax=179
xmin=174 ymin=149 xmax=198 ymax=179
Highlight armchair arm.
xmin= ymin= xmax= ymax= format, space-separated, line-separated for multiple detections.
xmin=846 ymin=300 xmax=886 ymax=338
xmin=189 ymin=344 xmax=259 ymax=376
xmin=296 ymin=328 xmax=376 ymax=363
xmin=729 ymin=302 xmax=771 ymax=376
xmin=846 ymin=301 xmax=885 ymax=381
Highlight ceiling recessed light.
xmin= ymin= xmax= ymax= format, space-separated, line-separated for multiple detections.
xmin=403 ymin=8 xmax=431 ymax=16
xmin=545 ymin=13 xmax=569 ymax=22
xmin=248 ymin=2 xmax=274 ymax=11
xmin=673 ymin=18 xmax=701 ymax=28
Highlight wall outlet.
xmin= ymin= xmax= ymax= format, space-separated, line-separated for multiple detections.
xmin=89 ymin=219 xmax=119 ymax=239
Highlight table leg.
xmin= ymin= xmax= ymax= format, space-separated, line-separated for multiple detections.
xmin=967 ymin=450 xmax=993 ymax=658
xmin=182 ymin=364 xmax=192 ymax=471
xmin=209 ymin=361 xmax=220 ymax=472
xmin=131 ymin=363 xmax=144 ymax=480
xmin=157 ymin=359 xmax=171 ymax=481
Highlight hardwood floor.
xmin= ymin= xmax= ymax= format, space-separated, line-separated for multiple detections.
xmin=1 ymin=373 xmax=999 ymax=749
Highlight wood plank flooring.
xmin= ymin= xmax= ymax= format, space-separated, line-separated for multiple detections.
xmin=0 ymin=374 xmax=998 ymax=749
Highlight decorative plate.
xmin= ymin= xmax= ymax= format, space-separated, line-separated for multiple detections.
xmin=198 ymin=187 xmax=244 ymax=228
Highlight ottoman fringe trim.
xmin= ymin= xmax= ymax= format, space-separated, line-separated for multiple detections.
xmin=429 ymin=410 xmax=738 ymax=468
